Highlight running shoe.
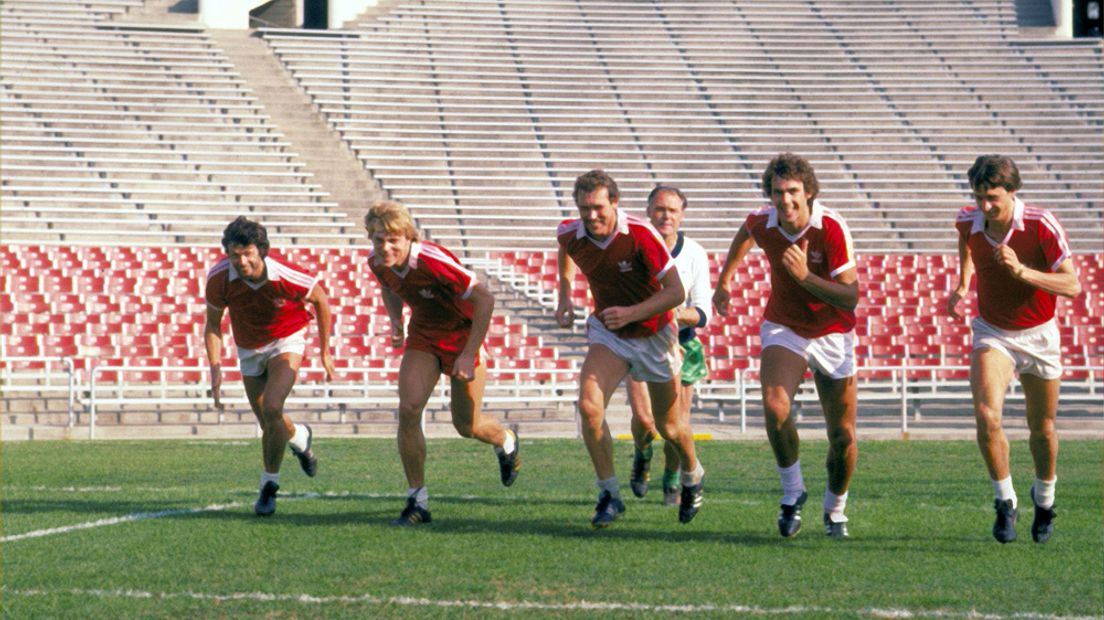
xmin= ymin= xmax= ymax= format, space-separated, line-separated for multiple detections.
xmin=778 ymin=491 xmax=808 ymax=538
xmin=254 ymin=480 xmax=278 ymax=516
xmin=591 ymin=490 xmax=626 ymax=528
xmin=289 ymin=424 xmax=318 ymax=477
xmin=392 ymin=496 xmax=432 ymax=526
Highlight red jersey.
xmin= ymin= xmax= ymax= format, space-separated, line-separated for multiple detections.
xmin=205 ymin=253 xmax=319 ymax=349
xmin=369 ymin=241 xmax=476 ymax=335
xmin=557 ymin=209 xmax=676 ymax=339
xmin=746 ymin=201 xmax=857 ymax=338
xmin=955 ymin=199 xmax=1071 ymax=330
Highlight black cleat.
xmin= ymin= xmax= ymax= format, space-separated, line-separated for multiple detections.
xmin=778 ymin=491 xmax=808 ymax=538
xmin=992 ymin=498 xmax=1018 ymax=544
xmin=629 ymin=443 xmax=653 ymax=498
xmin=496 ymin=426 xmax=521 ymax=487
xmin=591 ymin=490 xmax=626 ymax=528
xmin=824 ymin=513 xmax=850 ymax=538
xmin=678 ymin=481 xmax=704 ymax=524
xmin=289 ymin=424 xmax=318 ymax=478
xmin=392 ymin=496 xmax=432 ymax=526
xmin=254 ymin=480 xmax=278 ymax=516
xmin=1030 ymin=488 xmax=1055 ymax=544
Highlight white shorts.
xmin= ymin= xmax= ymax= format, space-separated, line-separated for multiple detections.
xmin=760 ymin=320 xmax=855 ymax=380
xmin=237 ymin=329 xmax=307 ymax=377
xmin=586 ymin=314 xmax=682 ymax=383
xmin=972 ymin=317 xmax=1062 ymax=380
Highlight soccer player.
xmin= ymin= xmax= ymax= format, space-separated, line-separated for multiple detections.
xmin=556 ymin=170 xmax=705 ymax=528
xmin=625 ymin=185 xmax=713 ymax=506
xmin=365 ymin=200 xmax=520 ymax=526
xmin=205 ymin=216 xmax=334 ymax=516
xmin=947 ymin=154 xmax=1081 ymax=544
xmin=713 ymin=153 xmax=859 ymax=538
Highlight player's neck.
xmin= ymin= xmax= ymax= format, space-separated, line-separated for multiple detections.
xmin=983 ymin=218 xmax=1012 ymax=242
xmin=663 ymin=232 xmax=678 ymax=250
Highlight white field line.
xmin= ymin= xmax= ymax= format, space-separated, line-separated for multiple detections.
xmin=1 ymin=587 xmax=1098 ymax=619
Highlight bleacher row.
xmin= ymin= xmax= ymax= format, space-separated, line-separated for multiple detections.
xmin=2 ymin=244 xmax=1100 ymax=388
xmin=261 ymin=0 xmax=1104 ymax=254
xmin=0 ymin=7 xmax=360 ymax=246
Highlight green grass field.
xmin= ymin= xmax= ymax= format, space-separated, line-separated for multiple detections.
xmin=3 ymin=437 xmax=1102 ymax=619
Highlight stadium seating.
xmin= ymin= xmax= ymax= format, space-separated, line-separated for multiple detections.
xmin=0 ymin=8 xmax=359 ymax=246
xmin=260 ymin=0 xmax=1103 ymax=255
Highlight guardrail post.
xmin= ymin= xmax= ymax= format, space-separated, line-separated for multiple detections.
xmin=89 ymin=364 xmax=98 ymax=440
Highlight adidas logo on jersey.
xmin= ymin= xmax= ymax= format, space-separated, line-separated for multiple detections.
xmin=808 ymin=250 xmax=824 ymax=265
xmin=419 ymin=289 xmax=435 ymax=299
xmin=617 ymin=260 xmax=632 ymax=272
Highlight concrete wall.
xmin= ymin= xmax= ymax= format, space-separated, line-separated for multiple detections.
xmin=201 ymin=0 xmax=374 ymax=29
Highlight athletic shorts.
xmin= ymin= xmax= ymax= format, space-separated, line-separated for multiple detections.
xmin=406 ymin=327 xmax=482 ymax=376
xmin=237 ymin=329 xmax=307 ymax=377
xmin=760 ymin=320 xmax=855 ymax=380
xmin=586 ymin=314 xmax=682 ymax=383
xmin=680 ymin=337 xmax=709 ymax=386
xmin=972 ymin=317 xmax=1062 ymax=380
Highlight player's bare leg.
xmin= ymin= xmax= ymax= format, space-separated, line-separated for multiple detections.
xmin=578 ymin=345 xmax=629 ymax=527
xmin=970 ymin=347 xmax=1018 ymax=542
xmin=815 ymin=371 xmax=857 ymax=537
xmin=1021 ymin=373 xmax=1060 ymax=542
xmin=396 ymin=349 xmax=441 ymax=490
xmin=578 ymin=345 xmax=629 ymax=480
xmin=761 ymin=345 xmax=810 ymax=536
xmin=760 ymin=346 xmax=808 ymax=468
xmin=449 ymin=362 xmax=504 ymax=445
xmin=970 ymin=348 xmax=1016 ymax=482
xmin=650 ymin=377 xmax=703 ymax=523
xmin=243 ymin=353 xmax=302 ymax=474
xmin=451 ymin=363 xmax=520 ymax=487
xmin=814 ymin=372 xmax=857 ymax=496
xmin=627 ymin=378 xmax=658 ymax=498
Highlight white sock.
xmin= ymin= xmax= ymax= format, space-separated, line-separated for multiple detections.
xmin=777 ymin=460 xmax=806 ymax=505
xmin=824 ymin=489 xmax=848 ymax=523
xmin=497 ymin=429 xmax=516 ymax=455
xmin=992 ymin=476 xmax=1017 ymax=509
xmin=261 ymin=472 xmax=279 ymax=487
xmin=1032 ymin=478 xmax=1056 ymax=509
xmin=408 ymin=486 xmax=428 ymax=510
xmin=288 ymin=424 xmax=309 ymax=452
xmin=597 ymin=476 xmax=620 ymax=499
xmin=680 ymin=462 xmax=705 ymax=487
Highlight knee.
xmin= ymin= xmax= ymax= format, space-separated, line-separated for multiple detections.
xmin=397 ymin=404 xmax=424 ymax=429
xmin=973 ymin=403 xmax=1002 ymax=431
xmin=762 ymin=391 xmax=791 ymax=421
xmin=827 ymin=424 xmax=855 ymax=452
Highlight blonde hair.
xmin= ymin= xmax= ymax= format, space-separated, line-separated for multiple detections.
xmin=363 ymin=200 xmax=420 ymax=241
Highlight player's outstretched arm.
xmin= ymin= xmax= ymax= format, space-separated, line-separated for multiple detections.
xmin=713 ymin=225 xmax=753 ymax=316
xmin=947 ymin=234 xmax=974 ymax=319
xmin=307 ymin=284 xmax=336 ymax=381
xmin=453 ymin=282 xmax=495 ymax=381
xmin=555 ymin=247 xmax=577 ymax=328
xmin=204 ymin=306 xmax=225 ymax=410
xmin=381 ymin=287 xmax=406 ymax=348
xmin=996 ymin=249 xmax=1082 ymax=299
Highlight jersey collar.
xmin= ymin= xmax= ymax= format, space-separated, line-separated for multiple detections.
xmin=577 ymin=208 xmax=630 ymax=249
xmin=228 ymin=256 xmax=280 ymax=289
xmin=766 ymin=199 xmax=825 ymax=243
xmin=970 ymin=196 xmax=1026 ymax=236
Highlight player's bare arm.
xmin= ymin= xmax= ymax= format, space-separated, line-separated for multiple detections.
xmin=204 ymin=305 xmax=225 ymax=410
xmin=555 ymin=247 xmax=577 ymax=328
xmin=599 ymin=269 xmax=685 ymax=331
xmin=453 ymin=282 xmax=495 ymax=381
xmin=947 ymin=235 xmax=975 ymax=319
xmin=306 ymin=284 xmax=336 ymax=381
xmin=996 ymin=248 xmax=1082 ymax=299
xmin=381 ymin=286 xmax=405 ymax=347
xmin=712 ymin=224 xmax=753 ymax=316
